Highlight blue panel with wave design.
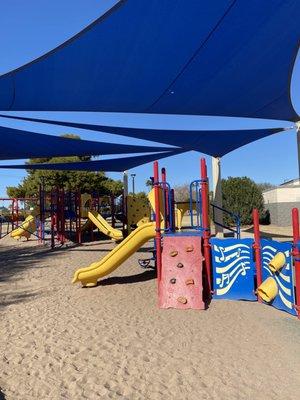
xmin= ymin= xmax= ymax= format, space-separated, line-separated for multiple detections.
xmin=211 ymin=238 xmax=256 ymax=301
xmin=261 ymin=239 xmax=296 ymax=316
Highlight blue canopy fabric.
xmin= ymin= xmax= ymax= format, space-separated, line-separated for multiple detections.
xmin=0 ymin=1 xmax=299 ymax=121
xmin=0 ymin=150 xmax=183 ymax=171
xmin=0 ymin=115 xmax=289 ymax=157
xmin=0 ymin=125 xmax=174 ymax=160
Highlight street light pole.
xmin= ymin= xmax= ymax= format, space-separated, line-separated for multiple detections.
xmin=131 ymin=173 xmax=136 ymax=195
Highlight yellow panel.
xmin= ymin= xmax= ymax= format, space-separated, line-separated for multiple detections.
xmin=127 ymin=195 xmax=151 ymax=232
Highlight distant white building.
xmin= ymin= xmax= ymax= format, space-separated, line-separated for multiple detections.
xmin=263 ymin=179 xmax=300 ymax=226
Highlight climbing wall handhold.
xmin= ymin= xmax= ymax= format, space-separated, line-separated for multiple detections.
xmin=185 ymin=279 xmax=194 ymax=286
xmin=169 ymin=250 xmax=178 ymax=257
xmin=177 ymin=262 xmax=184 ymax=268
xmin=177 ymin=296 xmax=188 ymax=304
xmin=185 ymin=245 xmax=194 ymax=252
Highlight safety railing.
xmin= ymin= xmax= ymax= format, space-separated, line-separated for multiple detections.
xmin=211 ymin=203 xmax=240 ymax=239
xmin=155 ymin=181 xmax=174 ymax=233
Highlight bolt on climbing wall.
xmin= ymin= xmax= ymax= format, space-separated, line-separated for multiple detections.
xmin=159 ymin=235 xmax=205 ymax=310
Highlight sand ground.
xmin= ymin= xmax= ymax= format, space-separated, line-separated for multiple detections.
xmin=0 ymin=229 xmax=300 ymax=400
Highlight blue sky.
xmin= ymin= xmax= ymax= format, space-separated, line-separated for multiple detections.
xmin=0 ymin=0 xmax=299 ymax=197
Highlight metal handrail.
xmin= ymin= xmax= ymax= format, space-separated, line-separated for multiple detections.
xmin=154 ymin=180 xmax=174 ymax=233
xmin=211 ymin=203 xmax=240 ymax=239
xmin=189 ymin=179 xmax=207 ymax=232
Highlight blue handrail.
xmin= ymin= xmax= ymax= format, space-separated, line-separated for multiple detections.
xmin=154 ymin=180 xmax=174 ymax=233
xmin=211 ymin=203 xmax=240 ymax=239
xmin=189 ymin=180 xmax=203 ymax=230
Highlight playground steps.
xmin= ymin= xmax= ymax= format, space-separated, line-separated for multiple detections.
xmin=159 ymin=235 xmax=205 ymax=310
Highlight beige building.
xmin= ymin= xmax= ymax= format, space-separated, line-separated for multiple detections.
xmin=263 ymin=179 xmax=300 ymax=226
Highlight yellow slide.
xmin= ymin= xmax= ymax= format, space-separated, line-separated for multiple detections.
xmin=73 ymin=222 xmax=155 ymax=287
xmin=86 ymin=211 xmax=123 ymax=241
xmin=10 ymin=215 xmax=36 ymax=240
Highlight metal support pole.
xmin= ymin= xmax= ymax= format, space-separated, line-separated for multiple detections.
xmin=253 ymin=208 xmax=262 ymax=302
xmin=131 ymin=173 xmax=136 ymax=195
xmin=212 ymin=156 xmax=223 ymax=237
xmin=154 ymin=161 xmax=162 ymax=285
xmin=123 ymin=171 xmax=128 ymax=197
xmin=201 ymin=158 xmax=212 ymax=297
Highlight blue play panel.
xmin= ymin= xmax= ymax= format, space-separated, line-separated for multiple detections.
xmin=211 ymin=238 xmax=256 ymax=301
xmin=261 ymin=239 xmax=297 ymax=316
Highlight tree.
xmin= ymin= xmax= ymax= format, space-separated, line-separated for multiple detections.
xmin=6 ymin=134 xmax=123 ymax=197
xmin=257 ymin=182 xmax=275 ymax=193
xmin=174 ymin=183 xmax=190 ymax=202
xmin=221 ymin=177 xmax=264 ymax=225
xmin=129 ymin=191 xmax=148 ymax=199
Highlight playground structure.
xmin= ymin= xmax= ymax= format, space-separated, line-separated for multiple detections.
xmin=0 ymin=196 xmax=42 ymax=241
xmin=1 ymin=188 xmax=124 ymax=247
xmin=2 ymin=184 xmax=155 ymax=250
xmin=73 ymin=158 xmax=300 ymax=319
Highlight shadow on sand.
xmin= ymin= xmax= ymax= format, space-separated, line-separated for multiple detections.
xmin=100 ymin=269 xmax=156 ymax=286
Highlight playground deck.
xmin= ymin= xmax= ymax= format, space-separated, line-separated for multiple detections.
xmin=0 ymin=234 xmax=299 ymax=400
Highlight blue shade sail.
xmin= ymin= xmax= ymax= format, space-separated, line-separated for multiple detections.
xmin=0 ymin=115 xmax=288 ymax=157
xmin=0 ymin=150 xmax=184 ymax=171
xmin=0 ymin=125 xmax=174 ymax=160
xmin=0 ymin=1 xmax=299 ymax=121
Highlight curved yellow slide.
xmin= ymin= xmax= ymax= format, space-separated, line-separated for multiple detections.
xmin=87 ymin=211 xmax=123 ymax=240
xmin=10 ymin=215 xmax=36 ymax=240
xmin=73 ymin=222 xmax=155 ymax=287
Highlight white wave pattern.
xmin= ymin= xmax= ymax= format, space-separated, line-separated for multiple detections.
xmin=262 ymin=244 xmax=293 ymax=310
xmin=216 ymin=264 xmax=250 ymax=296
xmin=215 ymin=247 xmax=250 ymax=263
xmin=213 ymin=243 xmax=250 ymax=253
xmin=216 ymin=256 xmax=250 ymax=274
xmin=214 ymin=242 xmax=252 ymax=296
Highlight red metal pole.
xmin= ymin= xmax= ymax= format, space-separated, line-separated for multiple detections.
xmin=111 ymin=195 xmax=116 ymax=228
xmin=16 ymin=198 xmax=19 ymax=228
xmin=78 ymin=192 xmax=82 ymax=244
xmin=201 ymin=158 xmax=212 ymax=297
xmin=11 ymin=198 xmax=15 ymax=231
xmin=61 ymin=189 xmax=65 ymax=245
xmin=253 ymin=208 xmax=262 ymax=302
xmin=154 ymin=161 xmax=162 ymax=284
xmin=292 ymin=208 xmax=300 ymax=318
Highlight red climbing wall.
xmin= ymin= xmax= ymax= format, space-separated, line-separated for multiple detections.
xmin=159 ymin=235 xmax=205 ymax=310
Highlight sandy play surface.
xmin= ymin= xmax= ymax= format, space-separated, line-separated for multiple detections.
xmin=0 ymin=235 xmax=299 ymax=400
